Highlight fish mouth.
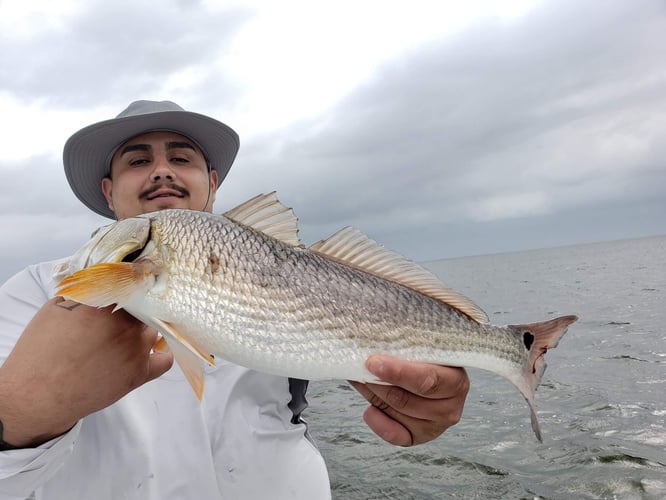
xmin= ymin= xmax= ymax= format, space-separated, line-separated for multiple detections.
xmin=65 ymin=217 xmax=153 ymax=274
xmin=121 ymin=244 xmax=149 ymax=263
xmin=95 ymin=231 xmax=152 ymax=265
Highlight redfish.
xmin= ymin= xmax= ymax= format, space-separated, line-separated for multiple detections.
xmin=55 ymin=193 xmax=577 ymax=441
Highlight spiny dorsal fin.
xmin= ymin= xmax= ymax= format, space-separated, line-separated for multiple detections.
xmin=223 ymin=192 xmax=300 ymax=246
xmin=309 ymin=227 xmax=490 ymax=324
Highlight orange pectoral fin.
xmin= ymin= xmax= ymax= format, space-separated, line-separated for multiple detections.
xmin=56 ymin=261 xmax=156 ymax=308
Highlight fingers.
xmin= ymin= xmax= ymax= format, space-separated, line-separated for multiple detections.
xmin=1 ymin=299 xmax=175 ymax=445
xmin=146 ymin=351 xmax=174 ymax=381
xmin=53 ymin=302 xmax=172 ymax=389
xmin=135 ymin=326 xmax=174 ymax=384
xmin=351 ymin=379 xmax=461 ymax=446
xmin=351 ymin=355 xmax=470 ymax=446
xmin=350 ymin=380 xmax=422 ymax=446
xmin=362 ymin=404 xmax=416 ymax=447
xmin=366 ymin=355 xmax=469 ymax=399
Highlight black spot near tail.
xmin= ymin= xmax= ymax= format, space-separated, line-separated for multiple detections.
xmin=523 ymin=331 xmax=535 ymax=350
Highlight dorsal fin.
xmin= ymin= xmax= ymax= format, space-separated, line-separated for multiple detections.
xmin=309 ymin=227 xmax=490 ymax=324
xmin=223 ymin=192 xmax=300 ymax=246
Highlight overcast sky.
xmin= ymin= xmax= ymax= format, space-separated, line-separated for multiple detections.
xmin=1 ymin=0 xmax=664 ymax=282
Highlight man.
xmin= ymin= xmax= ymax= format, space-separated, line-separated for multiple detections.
xmin=0 ymin=101 xmax=469 ymax=499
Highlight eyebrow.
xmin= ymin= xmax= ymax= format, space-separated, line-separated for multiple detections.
xmin=118 ymin=141 xmax=197 ymax=157
xmin=166 ymin=141 xmax=197 ymax=152
xmin=118 ymin=144 xmax=150 ymax=156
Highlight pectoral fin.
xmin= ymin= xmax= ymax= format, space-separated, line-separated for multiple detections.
xmin=56 ymin=260 xmax=159 ymax=308
xmin=57 ymin=261 xmax=214 ymax=400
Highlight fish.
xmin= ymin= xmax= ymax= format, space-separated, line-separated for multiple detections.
xmin=54 ymin=192 xmax=577 ymax=441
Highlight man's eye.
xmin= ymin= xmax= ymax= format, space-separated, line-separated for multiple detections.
xmin=171 ymin=156 xmax=190 ymax=164
xmin=129 ymin=158 xmax=149 ymax=167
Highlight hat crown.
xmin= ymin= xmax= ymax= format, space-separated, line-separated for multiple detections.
xmin=117 ymin=100 xmax=185 ymax=119
xmin=64 ymin=99 xmax=240 ymax=219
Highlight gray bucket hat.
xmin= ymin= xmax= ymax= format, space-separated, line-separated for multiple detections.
xmin=63 ymin=100 xmax=240 ymax=219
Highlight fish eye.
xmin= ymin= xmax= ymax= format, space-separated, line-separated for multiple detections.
xmin=523 ymin=331 xmax=535 ymax=350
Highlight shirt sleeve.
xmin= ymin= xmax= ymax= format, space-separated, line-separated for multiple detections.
xmin=0 ymin=262 xmax=82 ymax=498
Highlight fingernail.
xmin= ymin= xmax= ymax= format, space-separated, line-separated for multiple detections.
xmin=366 ymin=356 xmax=385 ymax=376
xmin=421 ymin=374 xmax=436 ymax=393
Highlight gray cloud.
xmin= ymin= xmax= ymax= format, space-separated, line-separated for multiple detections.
xmin=0 ymin=155 xmax=77 ymax=215
xmin=1 ymin=0 xmax=249 ymax=108
xmin=1 ymin=0 xmax=664 ymax=281
xmin=0 ymin=155 xmax=108 ymax=282
xmin=222 ymin=0 xmax=666 ymax=256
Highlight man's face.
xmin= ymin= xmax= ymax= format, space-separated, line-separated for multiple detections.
xmin=101 ymin=131 xmax=219 ymax=220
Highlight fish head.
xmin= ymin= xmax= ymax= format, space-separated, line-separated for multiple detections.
xmin=53 ymin=217 xmax=153 ymax=281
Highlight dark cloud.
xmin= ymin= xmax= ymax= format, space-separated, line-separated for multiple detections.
xmin=222 ymin=0 xmax=666 ymax=258
xmin=0 ymin=0 xmax=250 ymax=109
xmin=1 ymin=0 xmax=664 ymax=280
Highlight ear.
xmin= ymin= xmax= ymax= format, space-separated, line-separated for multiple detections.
xmin=207 ymin=170 xmax=219 ymax=208
xmin=101 ymin=177 xmax=115 ymax=212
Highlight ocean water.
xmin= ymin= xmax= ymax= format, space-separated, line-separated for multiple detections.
xmin=306 ymin=235 xmax=666 ymax=500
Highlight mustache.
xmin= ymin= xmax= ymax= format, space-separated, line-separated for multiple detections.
xmin=140 ymin=183 xmax=189 ymax=200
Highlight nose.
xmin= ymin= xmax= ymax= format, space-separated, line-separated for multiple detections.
xmin=150 ymin=154 xmax=175 ymax=182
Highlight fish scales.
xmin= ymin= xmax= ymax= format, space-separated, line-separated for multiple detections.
xmin=55 ymin=196 xmax=577 ymax=440
xmin=150 ymin=211 xmax=524 ymax=372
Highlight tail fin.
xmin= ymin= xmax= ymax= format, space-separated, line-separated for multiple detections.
xmin=508 ymin=315 xmax=578 ymax=441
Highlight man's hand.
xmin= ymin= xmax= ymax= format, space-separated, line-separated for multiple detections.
xmin=0 ymin=297 xmax=173 ymax=448
xmin=350 ymin=355 xmax=469 ymax=446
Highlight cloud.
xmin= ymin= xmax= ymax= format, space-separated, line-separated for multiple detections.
xmin=220 ymin=0 xmax=666 ymax=253
xmin=0 ymin=0 xmax=664 ymax=280
xmin=0 ymin=0 xmax=249 ymax=108
xmin=0 ymin=212 xmax=104 ymax=282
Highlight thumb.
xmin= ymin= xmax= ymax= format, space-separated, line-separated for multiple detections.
xmin=146 ymin=351 xmax=174 ymax=381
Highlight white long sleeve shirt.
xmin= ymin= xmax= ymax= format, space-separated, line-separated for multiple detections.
xmin=0 ymin=260 xmax=331 ymax=499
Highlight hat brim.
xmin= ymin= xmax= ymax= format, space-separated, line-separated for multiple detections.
xmin=63 ymin=110 xmax=240 ymax=219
